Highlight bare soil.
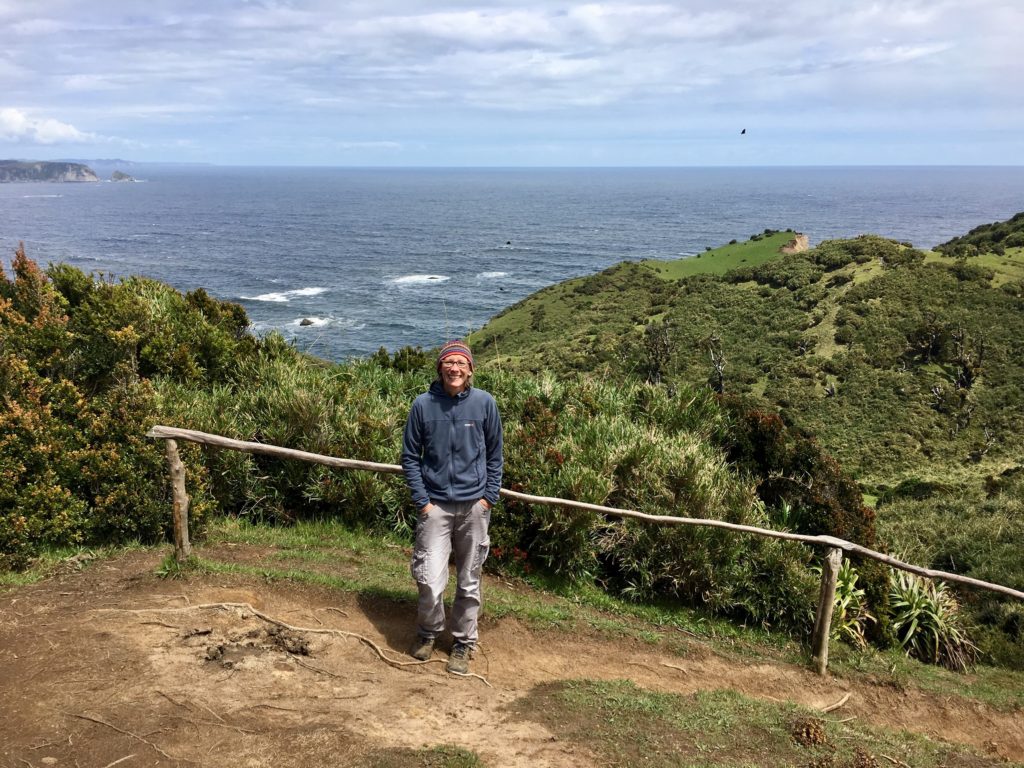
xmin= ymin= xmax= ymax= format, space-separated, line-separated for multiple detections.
xmin=2 ymin=549 xmax=1022 ymax=767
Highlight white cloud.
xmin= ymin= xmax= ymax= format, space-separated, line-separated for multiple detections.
xmin=856 ymin=42 xmax=953 ymax=65
xmin=350 ymin=9 xmax=557 ymax=49
xmin=0 ymin=108 xmax=98 ymax=143
xmin=63 ymin=73 xmax=121 ymax=92
xmin=566 ymin=4 xmax=743 ymax=44
xmin=11 ymin=17 xmax=67 ymax=35
xmin=0 ymin=1 xmax=1018 ymax=163
xmin=333 ymin=140 xmax=402 ymax=150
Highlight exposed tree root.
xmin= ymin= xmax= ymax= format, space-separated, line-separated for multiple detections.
xmin=64 ymin=711 xmax=192 ymax=763
xmin=880 ymin=755 xmax=912 ymax=768
xmin=821 ymin=692 xmax=851 ymax=713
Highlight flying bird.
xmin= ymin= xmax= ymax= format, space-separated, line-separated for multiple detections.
xmin=740 ymin=128 xmax=746 ymax=135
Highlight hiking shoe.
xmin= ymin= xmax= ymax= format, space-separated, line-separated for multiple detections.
xmin=409 ymin=636 xmax=434 ymax=661
xmin=447 ymin=643 xmax=472 ymax=675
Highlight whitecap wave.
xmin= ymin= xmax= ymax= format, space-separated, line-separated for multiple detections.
xmin=477 ymin=271 xmax=509 ymax=279
xmin=390 ymin=275 xmax=450 ymax=286
xmin=240 ymin=286 xmax=328 ymax=302
xmin=22 ymin=194 xmax=62 ymax=198
xmin=249 ymin=315 xmax=365 ymax=333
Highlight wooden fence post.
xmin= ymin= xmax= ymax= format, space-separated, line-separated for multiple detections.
xmin=811 ymin=546 xmax=843 ymax=676
xmin=165 ymin=438 xmax=192 ymax=563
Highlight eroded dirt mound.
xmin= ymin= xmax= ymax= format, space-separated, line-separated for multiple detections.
xmin=1 ymin=550 xmax=1021 ymax=767
xmin=780 ymin=233 xmax=810 ymax=253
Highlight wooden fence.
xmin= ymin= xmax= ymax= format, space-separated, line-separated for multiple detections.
xmin=147 ymin=424 xmax=1024 ymax=676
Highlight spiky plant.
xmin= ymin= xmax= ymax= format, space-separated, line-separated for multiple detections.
xmin=889 ymin=571 xmax=978 ymax=671
xmin=833 ymin=560 xmax=875 ymax=648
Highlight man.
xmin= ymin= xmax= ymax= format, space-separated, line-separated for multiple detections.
xmin=401 ymin=340 xmax=503 ymax=674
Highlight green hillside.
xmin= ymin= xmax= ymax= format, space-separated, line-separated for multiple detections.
xmin=472 ymin=229 xmax=1024 ymax=487
xmin=471 ymin=220 xmax=1024 ymax=664
xmin=935 ymin=211 xmax=1024 ymax=258
xmin=4 ymin=227 xmax=1023 ymax=668
xmin=1 ymin=244 xmax=877 ymax=638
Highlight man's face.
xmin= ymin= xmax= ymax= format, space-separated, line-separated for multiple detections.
xmin=440 ymin=354 xmax=471 ymax=393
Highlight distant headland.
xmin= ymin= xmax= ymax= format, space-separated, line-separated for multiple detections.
xmin=0 ymin=160 xmax=99 ymax=183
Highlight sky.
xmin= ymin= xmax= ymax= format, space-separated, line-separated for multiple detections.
xmin=1 ymin=1 xmax=1022 ymax=166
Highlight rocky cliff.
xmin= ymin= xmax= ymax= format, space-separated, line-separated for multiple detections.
xmin=0 ymin=160 xmax=100 ymax=182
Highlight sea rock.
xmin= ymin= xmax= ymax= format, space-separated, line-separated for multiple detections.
xmin=299 ymin=318 xmax=314 ymax=326
xmin=0 ymin=160 xmax=99 ymax=183
xmin=111 ymin=170 xmax=136 ymax=182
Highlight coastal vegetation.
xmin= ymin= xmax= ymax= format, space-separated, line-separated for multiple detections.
xmin=470 ymin=214 xmax=1024 ymax=666
xmin=3 ymin=244 xmax=866 ymax=639
xmin=4 ymin=211 xmax=1024 ymax=672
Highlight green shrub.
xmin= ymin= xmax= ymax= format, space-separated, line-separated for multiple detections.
xmin=0 ymin=247 xmax=224 ymax=567
xmin=728 ymin=254 xmax=824 ymax=290
xmin=949 ymin=262 xmax=994 ymax=283
xmin=971 ymin=601 xmax=1024 ymax=667
xmin=936 ymin=211 xmax=1024 ymax=256
xmin=717 ymin=398 xmax=876 ymax=547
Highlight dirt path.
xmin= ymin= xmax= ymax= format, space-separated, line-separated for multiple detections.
xmin=1 ymin=550 xmax=1021 ymax=767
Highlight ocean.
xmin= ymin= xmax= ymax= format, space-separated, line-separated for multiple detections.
xmin=2 ymin=166 xmax=1022 ymax=362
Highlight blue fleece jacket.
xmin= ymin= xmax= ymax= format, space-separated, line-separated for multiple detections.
xmin=401 ymin=381 xmax=503 ymax=509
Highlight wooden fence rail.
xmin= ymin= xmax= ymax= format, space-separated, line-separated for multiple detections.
xmin=147 ymin=424 xmax=1024 ymax=676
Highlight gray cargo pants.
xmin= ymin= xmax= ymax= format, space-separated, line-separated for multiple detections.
xmin=411 ymin=499 xmax=491 ymax=647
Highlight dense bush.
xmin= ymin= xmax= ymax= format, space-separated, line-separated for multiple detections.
xmin=0 ymin=247 xmax=241 ymax=567
xmin=936 ymin=211 xmax=1024 ymax=256
xmin=726 ymin=254 xmax=824 ymax=290
xmin=715 ymin=396 xmax=889 ymax=638
xmin=163 ymin=355 xmax=819 ymax=631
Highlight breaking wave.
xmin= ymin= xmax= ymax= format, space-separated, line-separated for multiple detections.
xmin=240 ymin=287 xmax=328 ymax=302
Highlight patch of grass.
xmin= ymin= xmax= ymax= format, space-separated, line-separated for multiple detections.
xmin=511 ymin=679 xmax=1015 ymax=768
xmin=558 ymin=581 xmax=793 ymax=656
xmin=208 ymin=517 xmax=400 ymax=555
xmin=155 ymin=552 xmax=202 ymax=579
xmin=643 ymin=230 xmax=801 ymax=280
xmin=0 ymin=543 xmax=145 ymax=588
xmin=194 ymin=557 xmax=419 ymax=605
xmin=486 ymin=591 xmax=575 ymax=627
xmin=355 ymin=744 xmax=484 ymax=768
xmin=828 ymin=644 xmax=1024 ymax=713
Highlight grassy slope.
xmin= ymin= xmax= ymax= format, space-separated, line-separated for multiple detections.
xmin=472 ymin=237 xmax=1024 ymax=489
xmin=642 ymin=229 xmax=802 ymax=279
xmin=477 ymin=230 xmax=799 ymax=374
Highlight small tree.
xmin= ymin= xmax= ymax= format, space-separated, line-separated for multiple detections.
xmin=703 ymin=333 xmax=726 ymax=394
xmin=641 ymin=321 xmax=672 ymax=384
